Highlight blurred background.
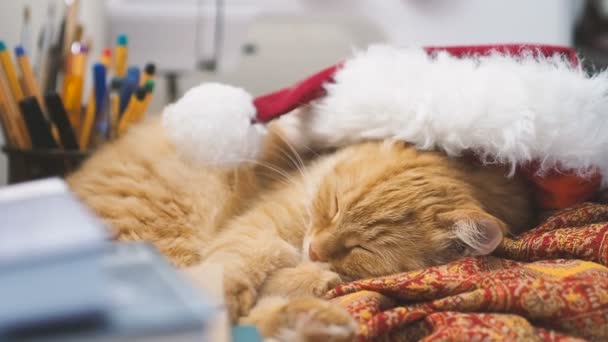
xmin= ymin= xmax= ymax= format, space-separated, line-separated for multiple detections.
xmin=2 ymin=2 xmax=608 ymax=340
xmin=2 ymin=0 xmax=608 ymax=184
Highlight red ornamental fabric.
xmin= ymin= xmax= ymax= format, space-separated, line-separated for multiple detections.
xmin=326 ymin=202 xmax=608 ymax=341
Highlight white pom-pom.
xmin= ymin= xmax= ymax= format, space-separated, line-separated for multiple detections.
xmin=162 ymin=83 xmax=265 ymax=166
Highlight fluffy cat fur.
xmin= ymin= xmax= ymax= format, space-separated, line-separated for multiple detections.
xmin=68 ymin=116 xmax=535 ymax=341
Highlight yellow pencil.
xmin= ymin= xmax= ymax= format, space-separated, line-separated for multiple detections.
xmin=62 ymin=46 xmax=87 ymax=133
xmin=0 ymin=42 xmax=24 ymax=103
xmin=62 ymin=0 xmax=80 ymax=59
xmin=108 ymin=78 xmax=122 ymax=138
xmin=79 ymin=92 xmax=95 ymax=150
xmin=101 ymin=48 xmax=112 ymax=69
xmin=139 ymin=63 xmax=155 ymax=86
xmin=133 ymin=80 xmax=155 ymax=122
xmin=15 ymin=46 xmax=45 ymax=113
xmin=117 ymin=87 xmax=146 ymax=136
xmin=114 ymin=35 xmax=128 ymax=77
xmin=0 ymin=102 xmax=15 ymax=146
xmin=0 ymin=74 xmax=29 ymax=148
xmin=109 ymin=92 xmax=120 ymax=138
xmin=14 ymin=45 xmax=61 ymax=146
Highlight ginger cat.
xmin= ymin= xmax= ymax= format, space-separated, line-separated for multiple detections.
xmin=68 ymin=115 xmax=534 ymax=341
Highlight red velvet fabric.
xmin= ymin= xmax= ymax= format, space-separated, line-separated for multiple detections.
xmin=253 ymin=64 xmax=342 ymax=123
xmin=252 ymin=44 xmax=579 ymax=123
xmin=423 ymin=44 xmax=579 ymax=64
xmin=519 ymin=166 xmax=602 ymax=210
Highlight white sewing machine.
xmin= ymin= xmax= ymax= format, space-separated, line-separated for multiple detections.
xmin=106 ymin=0 xmax=582 ymax=74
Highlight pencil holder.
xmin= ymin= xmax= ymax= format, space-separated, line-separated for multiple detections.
xmin=2 ymin=146 xmax=90 ymax=184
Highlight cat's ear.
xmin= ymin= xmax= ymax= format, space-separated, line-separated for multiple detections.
xmin=439 ymin=209 xmax=506 ymax=256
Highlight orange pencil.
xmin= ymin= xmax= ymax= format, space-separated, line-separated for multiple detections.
xmin=117 ymin=86 xmax=146 ymax=136
xmin=108 ymin=78 xmax=121 ymax=138
xmin=14 ymin=45 xmax=60 ymax=145
xmin=114 ymin=35 xmax=128 ymax=77
xmin=100 ymin=48 xmax=112 ymax=69
xmin=61 ymin=43 xmax=87 ymax=133
xmin=62 ymin=0 xmax=80 ymax=59
xmin=80 ymin=61 xmax=107 ymax=149
xmin=0 ymin=74 xmax=29 ymax=148
xmin=134 ymin=80 xmax=155 ymax=122
xmin=0 ymin=41 xmax=24 ymax=103
xmin=139 ymin=63 xmax=155 ymax=86
xmin=15 ymin=46 xmax=45 ymax=114
xmin=0 ymin=101 xmax=14 ymax=145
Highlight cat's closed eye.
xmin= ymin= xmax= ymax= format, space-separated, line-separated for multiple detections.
xmin=351 ymin=245 xmax=374 ymax=256
xmin=330 ymin=195 xmax=340 ymax=222
xmin=343 ymin=236 xmax=358 ymax=250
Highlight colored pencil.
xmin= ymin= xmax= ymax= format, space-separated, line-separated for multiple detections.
xmin=0 ymin=41 xmax=24 ymax=103
xmin=0 ymin=20 xmax=156 ymax=155
xmin=61 ymin=43 xmax=87 ymax=132
xmin=0 ymin=74 xmax=29 ymax=148
xmin=93 ymin=63 xmax=107 ymax=116
xmin=114 ymin=34 xmax=128 ymax=77
xmin=62 ymin=0 xmax=80 ymax=60
xmin=80 ymin=63 xmax=107 ymax=149
xmin=36 ymin=3 xmax=56 ymax=79
xmin=100 ymin=48 xmax=112 ymax=69
xmin=135 ymin=80 xmax=155 ymax=122
xmin=42 ymin=17 xmax=65 ymax=95
xmin=139 ymin=63 xmax=156 ymax=86
xmin=20 ymin=6 xmax=32 ymax=57
xmin=108 ymin=78 xmax=121 ymax=138
xmin=119 ymin=67 xmax=140 ymax=114
xmin=117 ymin=86 xmax=147 ymax=136
xmin=15 ymin=46 xmax=46 ymax=114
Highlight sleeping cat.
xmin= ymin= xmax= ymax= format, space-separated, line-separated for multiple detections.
xmin=68 ymin=115 xmax=535 ymax=340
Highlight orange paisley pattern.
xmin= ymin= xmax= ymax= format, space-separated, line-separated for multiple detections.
xmin=327 ymin=202 xmax=608 ymax=341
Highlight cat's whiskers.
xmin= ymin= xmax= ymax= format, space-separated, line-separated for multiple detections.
xmin=273 ymin=130 xmax=315 ymax=200
xmin=235 ymin=158 xmax=311 ymax=230
xmin=236 ymin=158 xmax=299 ymax=189
xmin=266 ymin=146 xmax=316 ymax=229
xmin=277 ymin=153 xmax=314 ymax=226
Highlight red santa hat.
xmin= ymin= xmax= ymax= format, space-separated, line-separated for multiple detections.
xmin=162 ymin=44 xmax=607 ymax=210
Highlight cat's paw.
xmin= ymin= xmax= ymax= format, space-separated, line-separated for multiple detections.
xmin=310 ymin=266 xmax=342 ymax=297
xmin=182 ymin=261 xmax=256 ymax=322
xmin=223 ymin=273 xmax=258 ymax=323
xmin=206 ymin=235 xmax=301 ymax=322
xmin=281 ymin=297 xmax=356 ymax=342
xmin=259 ymin=262 xmax=343 ymax=298
xmin=242 ymin=296 xmax=356 ymax=342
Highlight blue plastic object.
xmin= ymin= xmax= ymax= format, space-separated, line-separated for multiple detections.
xmin=232 ymin=325 xmax=263 ymax=342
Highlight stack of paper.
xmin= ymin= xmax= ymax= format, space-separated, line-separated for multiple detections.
xmin=0 ymin=178 xmax=216 ymax=341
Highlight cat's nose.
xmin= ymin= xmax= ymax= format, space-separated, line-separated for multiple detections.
xmin=309 ymin=244 xmax=323 ymax=262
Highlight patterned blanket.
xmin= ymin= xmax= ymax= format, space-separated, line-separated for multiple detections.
xmin=327 ymin=203 xmax=608 ymax=341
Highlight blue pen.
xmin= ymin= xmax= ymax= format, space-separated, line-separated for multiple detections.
xmin=93 ymin=63 xmax=107 ymax=115
xmin=93 ymin=63 xmax=108 ymax=136
xmin=119 ymin=67 xmax=140 ymax=115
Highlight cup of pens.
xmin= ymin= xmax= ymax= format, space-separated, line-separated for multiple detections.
xmin=0 ymin=24 xmax=155 ymax=184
